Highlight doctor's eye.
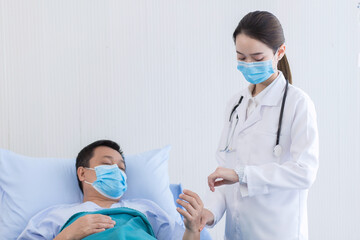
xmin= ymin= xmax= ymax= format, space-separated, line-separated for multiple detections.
xmin=254 ymin=58 xmax=264 ymax=61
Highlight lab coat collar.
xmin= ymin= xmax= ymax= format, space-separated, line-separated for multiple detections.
xmin=238 ymin=71 xmax=286 ymax=110
xmin=245 ymin=79 xmax=273 ymax=107
xmin=258 ymin=71 xmax=287 ymax=107
xmin=234 ymin=71 xmax=287 ymax=133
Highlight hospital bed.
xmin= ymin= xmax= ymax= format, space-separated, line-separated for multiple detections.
xmin=0 ymin=146 xmax=212 ymax=239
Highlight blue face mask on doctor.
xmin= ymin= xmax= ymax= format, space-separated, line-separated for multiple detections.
xmin=237 ymin=50 xmax=278 ymax=84
xmin=85 ymin=164 xmax=127 ymax=199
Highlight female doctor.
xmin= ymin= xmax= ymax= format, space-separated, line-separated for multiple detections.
xmin=199 ymin=11 xmax=319 ymax=240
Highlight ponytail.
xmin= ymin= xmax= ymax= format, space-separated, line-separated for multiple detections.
xmin=278 ymin=54 xmax=292 ymax=84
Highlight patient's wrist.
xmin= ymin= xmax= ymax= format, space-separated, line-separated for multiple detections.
xmin=54 ymin=228 xmax=74 ymax=240
xmin=183 ymin=229 xmax=200 ymax=240
xmin=53 ymin=231 xmax=67 ymax=240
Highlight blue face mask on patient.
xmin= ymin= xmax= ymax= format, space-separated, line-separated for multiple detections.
xmin=85 ymin=164 xmax=127 ymax=199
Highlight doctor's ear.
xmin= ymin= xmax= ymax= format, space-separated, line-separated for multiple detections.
xmin=277 ymin=44 xmax=286 ymax=61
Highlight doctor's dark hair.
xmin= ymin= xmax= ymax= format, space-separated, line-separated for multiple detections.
xmin=233 ymin=11 xmax=292 ymax=84
xmin=75 ymin=140 xmax=125 ymax=192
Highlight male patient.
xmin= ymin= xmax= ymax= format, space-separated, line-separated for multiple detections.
xmin=18 ymin=140 xmax=203 ymax=240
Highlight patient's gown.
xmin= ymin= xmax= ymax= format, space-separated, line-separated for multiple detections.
xmin=17 ymin=198 xmax=185 ymax=240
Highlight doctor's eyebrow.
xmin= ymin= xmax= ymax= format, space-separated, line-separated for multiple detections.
xmin=236 ymin=51 xmax=264 ymax=56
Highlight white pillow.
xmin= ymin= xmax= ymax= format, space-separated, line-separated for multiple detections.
xmin=0 ymin=145 xmax=182 ymax=240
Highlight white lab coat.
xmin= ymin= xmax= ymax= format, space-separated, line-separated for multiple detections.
xmin=205 ymin=72 xmax=319 ymax=240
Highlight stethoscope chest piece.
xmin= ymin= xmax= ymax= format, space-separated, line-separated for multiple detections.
xmin=273 ymin=144 xmax=282 ymax=157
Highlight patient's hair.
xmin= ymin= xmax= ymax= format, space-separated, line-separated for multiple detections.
xmin=75 ymin=139 xmax=125 ymax=192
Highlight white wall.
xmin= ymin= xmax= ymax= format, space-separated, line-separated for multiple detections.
xmin=1 ymin=1 xmax=359 ymax=239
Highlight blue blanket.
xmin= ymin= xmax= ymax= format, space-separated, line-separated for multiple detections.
xmin=60 ymin=207 xmax=157 ymax=240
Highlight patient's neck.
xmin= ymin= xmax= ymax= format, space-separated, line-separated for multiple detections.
xmin=83 ymin=195 xmax=120 ymax=208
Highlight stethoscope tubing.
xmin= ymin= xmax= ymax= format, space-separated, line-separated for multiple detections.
xmin=223 ymin=79 xmax=289 ymax=154
xmin=276 ymin=79 xmax=289 ymax=146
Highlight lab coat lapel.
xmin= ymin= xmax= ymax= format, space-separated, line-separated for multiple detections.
xmin=237 ymin=101 xmax=263 ymax=133
xmin=234 ymin=89 xmax=248 ymax=130
xmin=234 ymin=86 xmax=258 ymax=133
xmin=236 ymin=72 xmax=287 ymax=134
xmin=260 ymin=73 xmax=286 ymax=107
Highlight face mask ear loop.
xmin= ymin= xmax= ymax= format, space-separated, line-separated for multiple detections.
xmin=276 ymin=43 xmax=286 ymax=61
xmin=83 ymin=167 xmax=95 ymax=185
xmin=274 ymin=48 xmax=280 ymax=61
xmin=271 ymin=49 xmax=279 ymax=72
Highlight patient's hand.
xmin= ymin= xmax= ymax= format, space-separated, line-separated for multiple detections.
xmin=176 ymin=189 xmax=203 ymax=240
xmin=54 ymin=214 xmax=116 ymax=240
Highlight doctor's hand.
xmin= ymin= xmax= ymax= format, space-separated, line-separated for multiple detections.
xmin=54 ymin=214 xmax=116 ymax=240
xmin=208 ymin=166 xmax=239 ymax=192
xmin=199 ymin=208 xmax=214 ymax=231
xmin=176 ymin=189 xmax=203 ymax=240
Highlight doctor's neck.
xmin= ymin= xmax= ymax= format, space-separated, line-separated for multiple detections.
xmin=252 ymin=70 xmax=279 ymax=97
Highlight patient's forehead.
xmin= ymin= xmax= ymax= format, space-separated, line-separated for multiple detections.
xmin=89 ymin=146 xmax=125 ymax=170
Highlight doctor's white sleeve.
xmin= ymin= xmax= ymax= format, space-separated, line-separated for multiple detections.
xmin=203 ymin=93 xmax=242 ymax=225
xmin=203 ymin=185 xmax=227 ymax=228
xmin=241 ymin=95 xmax=319 ymax=197
xmin=203 ymin=138 xmax=228 ymax=227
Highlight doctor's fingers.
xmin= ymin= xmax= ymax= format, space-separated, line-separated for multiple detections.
xmin=208 ymin=167 xmax=238 ymax=188
xmin=199 ymin=214 xmax=209 ymax=231
xmin=208 ymin=171 xmax=222 ymax=191
xmin=214 ymin=179 xmax=234 ymax=187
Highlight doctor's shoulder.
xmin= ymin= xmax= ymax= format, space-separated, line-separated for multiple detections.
xmin=286 ymin=84 xmax=317 ymax=117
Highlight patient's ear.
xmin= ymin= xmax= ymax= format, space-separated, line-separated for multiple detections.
xmin=77 ymin=167 xmax=86 ymax=181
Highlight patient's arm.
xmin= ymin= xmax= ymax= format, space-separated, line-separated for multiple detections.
xmin=176 ymin=189 xmax=203 ymax=240
xmin=53 ymin=214 xmax=115 ymax=240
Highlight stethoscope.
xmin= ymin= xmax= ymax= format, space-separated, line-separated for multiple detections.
xmin=221 ymin=79 xmax=289 ymax=157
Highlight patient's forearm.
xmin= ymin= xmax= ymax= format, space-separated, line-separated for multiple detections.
xmin=53 ymin=230 xmax=77 ymax=240
xmin=182 ymin=229 xmax=200 ymax=240
xmin=53 ymin=232 xmax=67 ymax=240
